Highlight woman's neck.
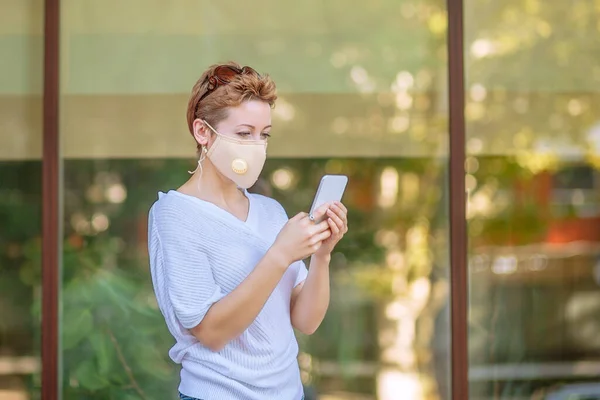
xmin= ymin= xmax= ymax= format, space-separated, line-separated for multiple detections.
xmin=180 ymin=159 xmax=245 ymax=206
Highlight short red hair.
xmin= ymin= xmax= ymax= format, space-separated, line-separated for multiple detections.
xmin=186 ymin=61 xmax=277 ymax=152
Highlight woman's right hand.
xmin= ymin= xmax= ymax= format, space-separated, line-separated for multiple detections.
xmin=271 ymin=205 xmax=332 ymax=265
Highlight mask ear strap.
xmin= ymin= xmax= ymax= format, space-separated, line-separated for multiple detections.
xmin=188 ymin=146 xmax=207 ymax=174
xmin=203 ymin=120 xmax=219 ymax=135
xmin=188 ymin=120 xmax=212 ymax=174
xmin=189 ymin=147 xmax=208 ymax=194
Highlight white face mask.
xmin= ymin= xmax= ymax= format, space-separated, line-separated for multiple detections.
xmin=203 ymin=120 xmax=268 ymax=189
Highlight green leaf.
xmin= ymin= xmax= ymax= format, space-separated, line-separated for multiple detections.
xmin=89 ymin=332 xmax=115 ymax=375
xmin=120 ymin=395 xmax=140 ymax=400
xmin=62 ymin=308 xmax=93 ymax=350
xmin=73 ymin=359 xmax=109 ymax=391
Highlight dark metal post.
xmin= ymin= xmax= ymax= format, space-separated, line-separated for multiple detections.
xmin=42 ymin=0 xmax=61 ymax=398
xmin=447 ymin=0 xmax=469 ymax=398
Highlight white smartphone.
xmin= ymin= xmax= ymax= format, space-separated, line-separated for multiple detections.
xmin=309 ymin=175 xmax=349 ymax=222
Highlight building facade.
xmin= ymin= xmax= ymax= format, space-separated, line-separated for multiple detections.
xmin=1 ymin=0 xmax=600 ymax=399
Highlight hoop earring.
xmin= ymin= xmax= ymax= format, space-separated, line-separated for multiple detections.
xmin=188 ymin=147 xmax=207 ymax=174
xmin=188 ymin=147 xmax=208 ymax=193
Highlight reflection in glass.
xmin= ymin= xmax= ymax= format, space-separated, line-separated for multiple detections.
xmin=59 ymin=157 xmax=451 ymax=399
xmin=0 ymin=0 xmax=43 ymax=399
xmin=466 ymin=0 xmax=600 ymax=398
xmin=0 ymin=163 xmax=42 ymax=399
xmin=60 ymin=1 xmax=450 ymax=399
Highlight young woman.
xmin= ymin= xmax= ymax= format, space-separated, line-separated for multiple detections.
xmin=148 ymin=62 xmax=348 ymax=400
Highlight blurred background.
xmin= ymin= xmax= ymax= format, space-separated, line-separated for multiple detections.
xmin=1 ymin=0 xmax=600 ymax=399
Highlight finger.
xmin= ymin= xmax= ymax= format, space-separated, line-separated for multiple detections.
xmin=311 ymin=203 xmax=331 ymax=222
xmin=327 ymin=208 xmax=345 ymax=230
xmin=314 ymin=228 xmax=332 ymax=243
xmin=311 ymin=220 xmax=330 ymax=234
xmin=291 ymin=212 xmax=308 ymax=221
xmin=317 ymin=202 xmax=331 ymax=213
xmin=330 ymin=203 xmax=347 ymax=222
xmin=334 ymin=201 xmax=348 ymax=214
xmin=328 ymin=217 xmax=340 ymax=235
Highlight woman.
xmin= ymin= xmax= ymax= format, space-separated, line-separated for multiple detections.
xmin=148 ymin=62 xmax=348 ymax=400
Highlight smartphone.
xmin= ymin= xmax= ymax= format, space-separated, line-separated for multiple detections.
xmin=309 ymin=175 xmax=349 ymax=222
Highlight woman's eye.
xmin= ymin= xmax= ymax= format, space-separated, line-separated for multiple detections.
xmin=236 ymin=131 xmax=251 ymax=137
xmin=261 ymin=132 xmax=271 ymax=139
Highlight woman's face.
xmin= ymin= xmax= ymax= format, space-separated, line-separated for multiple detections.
xmin=199 ymin=100 xmax=272 ymax=147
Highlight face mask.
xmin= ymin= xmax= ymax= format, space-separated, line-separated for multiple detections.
xmin=203 ymin=120 xmax=268 ymax=189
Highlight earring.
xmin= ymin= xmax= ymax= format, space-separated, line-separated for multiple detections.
xmin=188 ymin=147 xmax=208 ymax=194
xmin=187 ymin=146 xmax=208 ymax=174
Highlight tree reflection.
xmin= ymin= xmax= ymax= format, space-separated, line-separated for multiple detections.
xmin=2 ymin=0 xmax=600 ymax=398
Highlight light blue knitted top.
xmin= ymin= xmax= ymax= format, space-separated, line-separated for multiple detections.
xmin=148 ymin=190 xmax=307 ymax=400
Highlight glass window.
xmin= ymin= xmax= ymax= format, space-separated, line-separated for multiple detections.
xmin=466 ymin=0 xmax=600 ymax=398
xmin=60 ymin=1 xmax=451 ymax=399
xmin=0 ymin=0 xmax=44 ymax=398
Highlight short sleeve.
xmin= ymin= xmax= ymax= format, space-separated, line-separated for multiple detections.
xmin=293 ymin=260 xmax=308 ymax=288
xmin=151 ymin=207 xmax=225 ymax=330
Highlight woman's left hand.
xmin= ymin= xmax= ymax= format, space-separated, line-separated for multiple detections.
xmin=314 ymin=201 xmax=348 ymax=258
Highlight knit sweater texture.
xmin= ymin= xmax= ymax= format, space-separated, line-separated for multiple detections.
xmin=148 ymin=190 xmax=307 ymax=400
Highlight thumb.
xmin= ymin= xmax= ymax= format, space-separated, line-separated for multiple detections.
xmin=291 ymin=211 xmax=308 ymax=222
xmin=311 ymin=203 xmax=330 ymax=221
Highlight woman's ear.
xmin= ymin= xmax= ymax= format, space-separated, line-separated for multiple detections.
xmin=192 ymin=119 xmax=210 ymax=148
